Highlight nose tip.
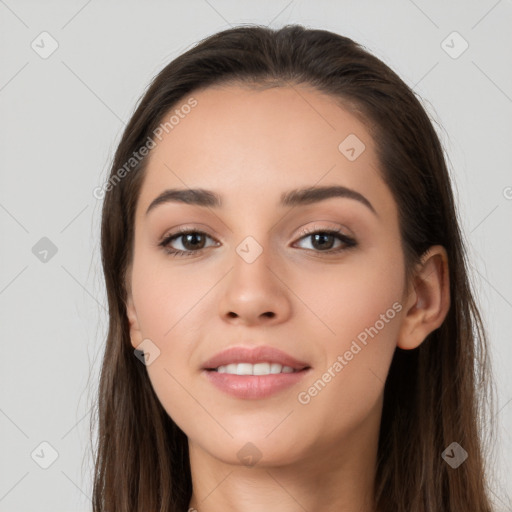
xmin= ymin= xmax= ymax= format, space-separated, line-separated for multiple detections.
xmin=219 ymin=254 xmax=292 ymax=326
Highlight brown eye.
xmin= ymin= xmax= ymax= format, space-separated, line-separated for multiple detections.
xmin=177 ymin=232 xmax=207 ymax=250
xmin=159 ymin=230 xmax=219 ymax=257
xmin=294 ymin=228 xmax=357 ymax=254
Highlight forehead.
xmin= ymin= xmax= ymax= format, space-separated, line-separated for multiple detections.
xmin=136 ymin=84 xmax=395 ymax=219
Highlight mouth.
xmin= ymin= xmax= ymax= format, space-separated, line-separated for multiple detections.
xmin=201 ymin=345 xmax=312 ymax=399
xmin=206 ymin=362 xmax=309 ymax=375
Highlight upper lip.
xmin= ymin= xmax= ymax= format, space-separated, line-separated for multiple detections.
xmin=202 ymin=345 xmax=310 ymax=371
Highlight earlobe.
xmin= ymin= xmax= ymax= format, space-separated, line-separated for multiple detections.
xmin=397 ymin=245 xmax=451 ymax=350
xmin=126 ymin=292 xmax=143 ymax=349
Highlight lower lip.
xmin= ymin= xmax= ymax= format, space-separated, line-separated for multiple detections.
xmin=203 ymin=369 xmax=310 ymax=399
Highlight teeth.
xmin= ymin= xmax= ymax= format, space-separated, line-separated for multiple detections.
xmin=253 ymin=362 xmax=270 ymax=375
xmin=269 ymin=363 xmax=282 ymax=374
xmin=215 ymin=362 xmax=297 ymax=375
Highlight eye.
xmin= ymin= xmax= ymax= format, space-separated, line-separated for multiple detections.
xmin=158 ymin=225 xmax=357 ymax=258
xmin=293 ymin=226 xmax=357 ymax=254
xmin=159 ymin=228 xmax=219 ymax=257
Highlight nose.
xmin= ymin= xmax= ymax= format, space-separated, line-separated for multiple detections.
xmin=218 ymin=247 xmax=292 ymax=327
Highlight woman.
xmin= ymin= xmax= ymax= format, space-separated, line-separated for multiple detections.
xmin=91 ymin=24 xmax=496 ymax=511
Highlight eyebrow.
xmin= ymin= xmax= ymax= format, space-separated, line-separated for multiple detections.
xmin=145 ymin=185 xmax=377 ymax=216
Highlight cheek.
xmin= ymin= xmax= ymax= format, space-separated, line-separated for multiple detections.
xmin=292 ymin=242 xmax=405 ymax=348
xmin=129 ymin=249 xmax=222 ymax=430
xmin=130 ymin=246 xmax=213 ymax=339
xmin=292 ymin=247 xmax=404 ymax=436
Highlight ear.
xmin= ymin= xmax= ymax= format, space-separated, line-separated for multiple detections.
xmin=397 ymin=245 xmax=450 ymax=350
xmin=126 ymin=286 xmax=144 ymax=349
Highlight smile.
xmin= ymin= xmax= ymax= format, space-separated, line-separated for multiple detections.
xmin=213 ymin=362 xmax=299 ymax=375
xmin=201 ymin=344 xmax=312 ymax=399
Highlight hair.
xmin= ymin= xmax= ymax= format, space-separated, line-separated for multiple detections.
xmin=91 ymin=24 xmax=497 ymax=511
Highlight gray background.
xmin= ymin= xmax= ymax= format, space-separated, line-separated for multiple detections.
xmin=1 ymin=1 xmax=511 ymax=510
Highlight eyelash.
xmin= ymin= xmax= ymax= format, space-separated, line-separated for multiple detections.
xmin=158 ymin=225 xmax=357 ymax=258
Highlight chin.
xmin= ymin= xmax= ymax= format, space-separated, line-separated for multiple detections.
xmin=209 ymin=440 xmax=306 ymax=469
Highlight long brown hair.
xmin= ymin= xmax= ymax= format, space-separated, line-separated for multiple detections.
xmin=91 ymin=24 xmax=497 ymax=511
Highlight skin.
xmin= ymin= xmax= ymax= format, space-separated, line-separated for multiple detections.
xmin=125 ymin=84 xmax=450 ymax=512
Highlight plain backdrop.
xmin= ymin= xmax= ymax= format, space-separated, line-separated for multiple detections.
xmin=1 ymin=1 xmax=511 ymax=510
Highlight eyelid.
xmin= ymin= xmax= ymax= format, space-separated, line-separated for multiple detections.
xmin=160 ymin=222 xmax=352 ymax=244
xmin=293 ymin=222 xmax=354 ymax=239
xmin=158 ymin=221 xmax=357 ymax=259
xmin=159 ymin=224 xmax=219 ymax=243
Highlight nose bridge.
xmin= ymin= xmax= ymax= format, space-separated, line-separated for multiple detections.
xmin=230 ymin=231 xmax=279 ymax=293
xmin=218 ymin=229 xmax=291 ymax=324
xmin=226 ymin=200 xmax=279 ymax=269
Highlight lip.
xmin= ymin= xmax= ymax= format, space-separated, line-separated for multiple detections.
xmin=201 ymin=345 xmax=311 ymax=400
xmin=204 ymin=370 xmax=311 ymax=399
xmin=202 ymin=345 xmax=310 ymax=371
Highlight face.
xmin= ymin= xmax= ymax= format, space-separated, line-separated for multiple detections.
xmin=126 ymin=84 xmax=409 ymax=467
